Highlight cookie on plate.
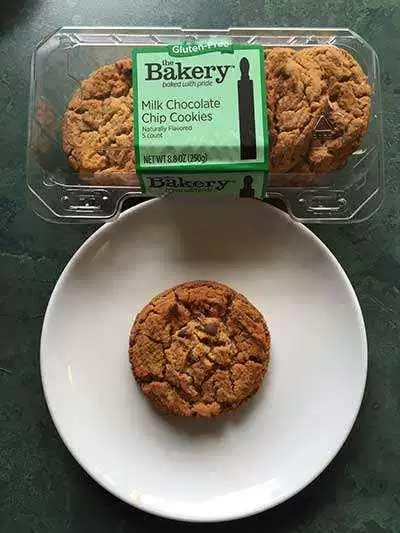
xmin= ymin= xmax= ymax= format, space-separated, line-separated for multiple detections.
xmin=129 ymin=281 xmax=271 ymax=417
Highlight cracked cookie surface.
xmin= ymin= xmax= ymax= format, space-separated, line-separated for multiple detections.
xmin=129 ymin=281 xmax=270 ymax=417
xmin=62 ymin=58 xmax=135 ymax=185
xmin=266 ymin=47 xmax=327 ymax=173
xmin=292 ymin=46 xmax=371 ymax=173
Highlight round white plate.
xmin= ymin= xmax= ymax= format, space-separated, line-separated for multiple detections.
xmin=41 ymin=197 xmax=367 ymax=522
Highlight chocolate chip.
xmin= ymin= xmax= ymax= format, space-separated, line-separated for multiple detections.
xmin=204 ymin=323 xmax=218 ymax=336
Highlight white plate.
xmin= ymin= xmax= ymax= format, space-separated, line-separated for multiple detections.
xmin=41 ymin=197 xmax=367 ymax=522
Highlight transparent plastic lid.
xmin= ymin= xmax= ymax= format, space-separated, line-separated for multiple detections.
xmin=27 ymin=27 xmax=384 ymax=223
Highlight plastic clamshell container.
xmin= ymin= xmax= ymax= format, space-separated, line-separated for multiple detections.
xmin=27 ymin=27 xmax=384 ymax=223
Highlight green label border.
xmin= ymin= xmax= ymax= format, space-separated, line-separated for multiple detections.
xmin=132 ymin=43 xmax=268 ymax=175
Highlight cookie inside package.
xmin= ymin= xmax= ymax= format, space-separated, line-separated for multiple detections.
xmin=27 ymin=27 xmax=384 ymax=223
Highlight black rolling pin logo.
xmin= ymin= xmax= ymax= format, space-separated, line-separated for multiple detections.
xmin=237 ymin=57 xmax=256 ymax=160
xmin=239 ymin=175 xmax=255 ymax=198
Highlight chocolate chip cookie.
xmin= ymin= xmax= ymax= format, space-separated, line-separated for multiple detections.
xmin=62 ymin=58 xmax=135 ymax=185
xmin=129 ymin=281 xmax=271 ymax=417
xmin=266 ymin=48 xmax=327 ymax=173
xmin=292 ymin=46 xmax=372 ymax=173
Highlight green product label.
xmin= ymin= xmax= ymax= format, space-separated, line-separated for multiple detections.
xmin=132 ymin=40 xmax=268 ymax=197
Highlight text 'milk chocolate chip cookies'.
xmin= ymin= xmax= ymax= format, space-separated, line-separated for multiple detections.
xmin=62 ymin=47 xmax=371 ymax=184
xmin=129 ymin=281 xmax=271 ymax=417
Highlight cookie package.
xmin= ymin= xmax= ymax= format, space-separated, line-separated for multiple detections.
xmin=27 ymin=27 xmax=384 ymax=223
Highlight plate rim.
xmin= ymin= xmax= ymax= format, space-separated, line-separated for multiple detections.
xmin=40 ymin=198 xmax=368 ymax=522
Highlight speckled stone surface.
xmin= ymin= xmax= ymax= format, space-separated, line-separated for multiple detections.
xmin=1 ymin=1 xmax=399 ymax=532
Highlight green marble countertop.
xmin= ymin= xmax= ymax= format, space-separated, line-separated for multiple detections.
xmin=1 ymin=1 xmax=399 ymax=532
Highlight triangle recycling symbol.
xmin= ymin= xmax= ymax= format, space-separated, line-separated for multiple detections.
xmin=314 ymin=115 xmax=334 ymax=132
